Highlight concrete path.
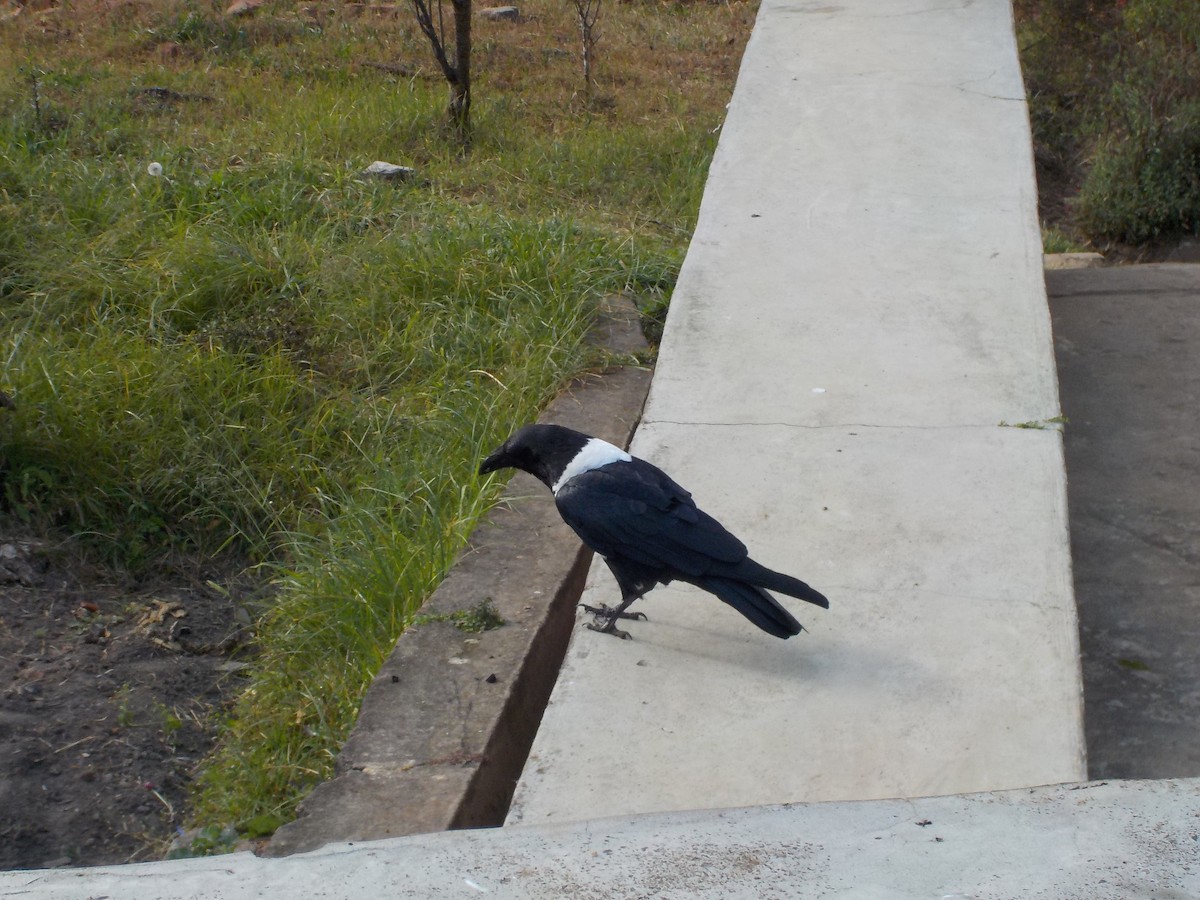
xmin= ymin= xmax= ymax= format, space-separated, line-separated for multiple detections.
xmin=4 ymin=779 xmax=1197 ymax=898
xmin=507 ymin=0 xmax=1084 ymax=825
xmin=1049 ymin=264 xmax=1200 ymax=780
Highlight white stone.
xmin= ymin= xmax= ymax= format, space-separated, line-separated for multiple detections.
xmin=361 ymin=161 xmax=415 ymax=181
xmin=478 ymin=6 xmax=519 ymax=20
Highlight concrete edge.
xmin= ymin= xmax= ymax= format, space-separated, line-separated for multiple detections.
xmin=10 ymin=778 xmax=1199 ymax=898
xmin=263 ymin=297 xmax=651 ymax=856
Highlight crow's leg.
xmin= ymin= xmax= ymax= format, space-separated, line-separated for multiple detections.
xmin=582 ymin=561 xmax=658 ymax=639
xmin=580 ymin=596 xmax=646 ymax=640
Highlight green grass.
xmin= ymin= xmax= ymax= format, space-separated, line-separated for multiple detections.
xmin=1041 ymin=225 xmax=1089 ymax=255
xmin=0 ymin=0 xmax=755 ymax=839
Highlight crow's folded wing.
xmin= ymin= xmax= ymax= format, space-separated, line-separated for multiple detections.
xmin=554 ymin=458 xmax=746 ymax=577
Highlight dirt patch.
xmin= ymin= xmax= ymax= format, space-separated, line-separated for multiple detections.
xmin=0 ymin=536 xmax=261 ymax=870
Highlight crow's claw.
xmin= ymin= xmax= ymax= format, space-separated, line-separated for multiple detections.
xmin=580 ymin=602 xmax=646 ymax=639
xmin=579 ymin=603 xmax=647 ymax=622
xmin=586 ymin=620 xmax=634 ymax=640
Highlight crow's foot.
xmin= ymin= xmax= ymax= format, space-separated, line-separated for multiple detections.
xmin=580 ymin=603 xmax=647 ymax=640
xmin=585 ymin=619 xmax=634 ymax=640
xmin=579 ymin=603 xmax=647 ymax=622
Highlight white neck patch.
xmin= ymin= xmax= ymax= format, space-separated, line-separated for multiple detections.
xmin=552 ymin=438 xmax=631 ymax=494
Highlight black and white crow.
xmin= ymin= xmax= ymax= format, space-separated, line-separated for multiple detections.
xmin=479 ymin=424 xmax=829 ymax=639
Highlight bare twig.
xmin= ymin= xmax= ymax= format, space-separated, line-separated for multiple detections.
xmin=53 ymin=735 xmax=100 ymax=754
xmin=148 ymin=788 xmax=175 ymax=818
xmin=570 ymin=0 xmax=602 ymax=100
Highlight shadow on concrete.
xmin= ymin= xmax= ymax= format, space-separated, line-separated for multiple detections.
xmin=1049 ymin=263 xmax=1200 ymax=780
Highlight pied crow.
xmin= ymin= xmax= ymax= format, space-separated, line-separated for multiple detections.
xmin=479 ymin=423 xmax=829 ymax=639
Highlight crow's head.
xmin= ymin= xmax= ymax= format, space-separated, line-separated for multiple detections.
xmin=479 ymin=424 xmax=593 ymax=491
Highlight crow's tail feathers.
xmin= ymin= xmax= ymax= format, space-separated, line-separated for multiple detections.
xmin=696 ymin=577 xmax=804 ymax=639
xmin=736 ymin=559 xmax=830 ymax=609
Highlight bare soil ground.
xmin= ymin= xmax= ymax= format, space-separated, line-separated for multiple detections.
xmin=0 ymin=536 xmax=260 ymax=870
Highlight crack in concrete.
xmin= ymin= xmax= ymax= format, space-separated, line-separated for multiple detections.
xmin=867 ymin=2 xmax=980 ymax=19
xmin=948 ymin=70 xmax=1026 ymax=103
xmin=641 ymin=418 xmax=1062 ymax=432
xmin=953 ymin=84 xmax=1025 ymax=102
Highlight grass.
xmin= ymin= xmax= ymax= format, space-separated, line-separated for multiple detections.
xmin=0 ymin=0 xmax=756 ymax=838
xmin=1016 ymin=0 xmax=1200 ymax=250
xmin=1041 ymin=225 xmax=1089 ymax=255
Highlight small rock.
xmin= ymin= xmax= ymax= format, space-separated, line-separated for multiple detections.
xmin=479 ymin=5 xmax=519 ymax=19
xmin=361 ymin=160 xmax=415 ymax=181
xmin=224 ymin=0 xmax=264 ymax=16
xmin=1 ymin=552 xmax=45 ymax=586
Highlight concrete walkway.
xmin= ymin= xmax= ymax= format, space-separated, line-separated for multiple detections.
xmin=507 ymin=0 xmax=1083 ymax=825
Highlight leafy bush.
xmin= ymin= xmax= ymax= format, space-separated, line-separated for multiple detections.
xmin=1076 ymin=118 xmax=1200 ymax=245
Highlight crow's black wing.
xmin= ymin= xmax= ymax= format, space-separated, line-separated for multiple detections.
xmin=554 ymin=458 xmax=747 ymax=577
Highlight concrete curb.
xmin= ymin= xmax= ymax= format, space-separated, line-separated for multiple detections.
xmin=266 ymin=299 xmax=651 ymax=855
xmin=9 ymin=779 xmax=1199 ymax=897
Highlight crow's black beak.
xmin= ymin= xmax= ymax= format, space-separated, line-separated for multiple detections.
xmin=479 ymin=448 xmax=509 ymax=476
